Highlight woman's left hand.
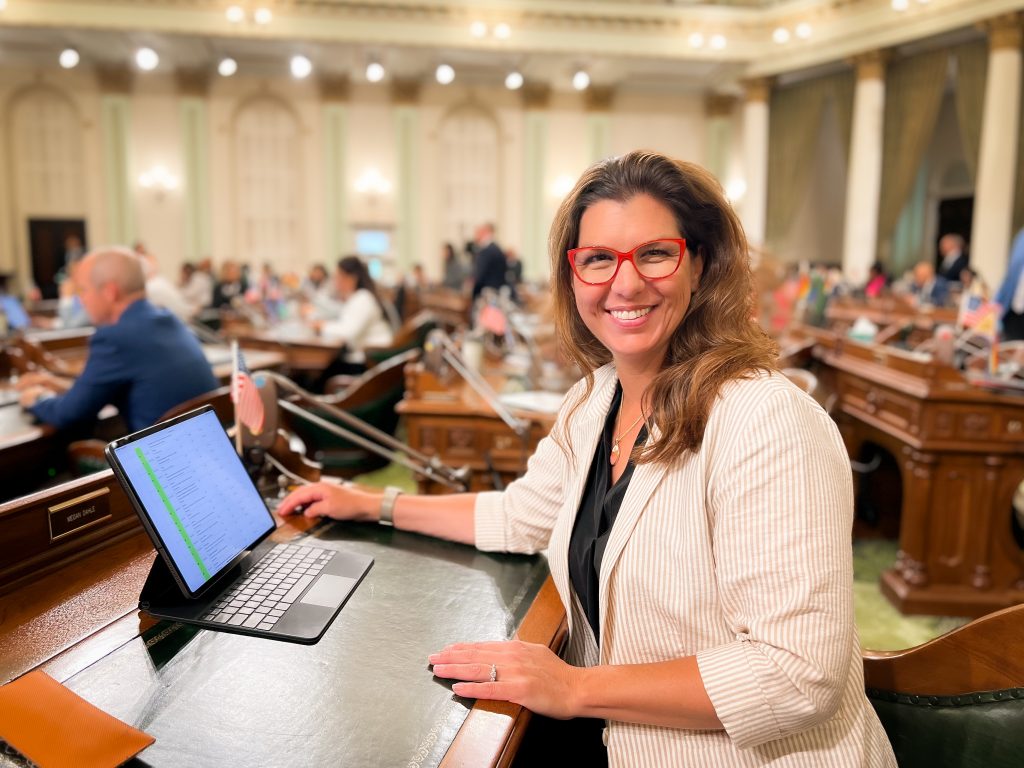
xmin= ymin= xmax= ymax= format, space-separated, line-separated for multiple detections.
xmin=428 ymin=640 xmax=584 ymax=719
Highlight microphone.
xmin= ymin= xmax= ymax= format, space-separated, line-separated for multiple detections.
xmin=422 ymin=328 xmax=530 ymax=437
xmin=260 ymin=370 xmax=470 ymax=492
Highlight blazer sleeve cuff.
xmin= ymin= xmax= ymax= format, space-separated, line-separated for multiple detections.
xmin=696 ymin=641 xmax=783 ymax=750
xmin=473 ymin=491 xmax=509 ymax=552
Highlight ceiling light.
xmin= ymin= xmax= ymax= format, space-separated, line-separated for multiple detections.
xmin=366 ymin=61 xmax=385 ymax=82
xmin=470 ymin=21 xmax=487 ymax=38
xmin=795 ymin=22 xmax=813 ymax=39
xmin=0 ymin=0 xmax=8 ymax=10
xmin=135 ymin=48 xmax=159 ymax=71
xmin=572 ymin=70 xmax=590 ymax=91
xmin=505 ymin=71 xmax=524 ymax=90
xmin=59 ymin=48 xmax=80 ymax=69
xmin=772 ymin=27 xmax=790 ymax=44
xmin=710 ymin=34 xmax=727 ymax=50
xmin=688 ymin=32 xmax=705 ymax=48
xmin=290 ymin=55 xmax=312 ymax=79
xmin=435 ymin=64 xmax=455 ymax=85
xmin=494 ymin=23 xmax=511 ymax=40
xmin=891 ymin=0 xmax=909 ymax=10
xmin=218 ymin=57 xmax=238 ymax=77
xmin=226 ymin=5 xmax=244 ymax=23
xmin=253 ymin=7 xmax=272 ymax=25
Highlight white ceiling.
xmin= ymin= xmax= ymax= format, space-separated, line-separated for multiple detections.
xmin=0 ymin=0 xmax=1016 ymax=93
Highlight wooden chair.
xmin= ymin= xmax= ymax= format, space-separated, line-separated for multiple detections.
xmin=863 ymin=603 xmax=1024 ymax=768
xmin=281 ymin=348 xmax=419 ymax=479
xmin=361 ymin=310 xmax=438 ymax=370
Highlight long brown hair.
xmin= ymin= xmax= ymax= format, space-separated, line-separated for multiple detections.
xmin=549 ymin=150 xmax=778 ymax=463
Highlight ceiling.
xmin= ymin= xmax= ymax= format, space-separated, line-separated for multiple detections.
xmin=0 ymin=0 xmax=1016 ymax=94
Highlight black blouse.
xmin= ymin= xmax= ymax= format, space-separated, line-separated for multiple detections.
xmin=567 ymin=383 xmax=647 ymax=640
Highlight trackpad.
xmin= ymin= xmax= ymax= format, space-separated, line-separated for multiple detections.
xmin=301 ymin=574 xmax=356 ymax=607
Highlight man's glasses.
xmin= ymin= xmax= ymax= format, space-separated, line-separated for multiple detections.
xmin=567 ymin=238 xmax=686 ymax=286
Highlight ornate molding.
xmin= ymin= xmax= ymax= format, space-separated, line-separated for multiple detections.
xmin=848 ymin=49 xmax=889 ymax=82
xmin=584 ymin=86 xmax=615 ymax=112
xmin=521 ymin=83 xmax=551 ymax=110
xmin=95 ymin=64 xmax=133 ymax=94
xmin=741 ymin=77 xmax=772 ymax=103
xmin=980 ymin=13 xmax=1022 ymax=51
xmin=390 ymin=77 xmax=421 ymax=105
xmin=704 ymin=92 xmax=737 ymax=118
xmin=175 ymin=67 xmax=210 ymax=97
xmin=319 ymin=75 xmax=351 ymax=102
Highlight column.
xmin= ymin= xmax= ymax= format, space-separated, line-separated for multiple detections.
xmin=972 ymin=14 xmax=1023 ymax=290
xmin=584 ymin=87 xmax=614 ymax=164
xmin=522 ymin=84 xmax=550 ymax=280
xmin=321 ymin=76 xmax=350 ymax=261
xmin=740 ymin=78 xmax=770 ymax=247
xmin=842 ymin=51 xmax=887 ymax=285
xmin=392 ymin=79 xmax=420 ymax=276
xmin=98 ymin=65 xmax=135 ymax=245
xmin=705 ymin=93 xmax=737 ymax=190
xmin=177 ymin=68 xmax=212 ymax=262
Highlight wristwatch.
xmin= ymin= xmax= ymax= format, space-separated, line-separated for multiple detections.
xmin=379 ymin=486 xmax=402 ymax=526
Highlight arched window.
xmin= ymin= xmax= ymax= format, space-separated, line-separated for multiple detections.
xmin=232 ymin=97 xmax=302 ymax=268
xmin=438 ymin=104 xmax=500 ymax=248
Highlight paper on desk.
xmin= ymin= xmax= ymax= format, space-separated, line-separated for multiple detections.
xmin=0 ymin=669 xmax=154 ymax=768
xmin=498 ymin=390 xmax=566 ymax=414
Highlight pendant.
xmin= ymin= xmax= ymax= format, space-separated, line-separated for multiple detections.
xmin=609 ymin=442 xmax=621 ymax=466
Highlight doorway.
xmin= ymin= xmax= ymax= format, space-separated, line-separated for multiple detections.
xmin=27 ymin=219 xmax=87 ymax=299
xmin=935 ymin=196 xmax=973 ymax=266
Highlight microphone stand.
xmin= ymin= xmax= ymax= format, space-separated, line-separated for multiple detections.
xmin=261 ymin=370 xmax=470 ymax=492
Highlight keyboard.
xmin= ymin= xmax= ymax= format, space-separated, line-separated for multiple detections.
xmin=201 ymin=544 xmax=336 ymax=631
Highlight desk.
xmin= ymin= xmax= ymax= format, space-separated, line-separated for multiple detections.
xmin=0 ymin=471 xmax=566 ymax=767
xmin=204 ymin=345 xmax=285 ymax=384
xmin=231 ymin=328 xmax=341 ymax=373
xmin=0 ymin=403 xmax=62 ymax=499
xmin=812 ymin=333 xmax=1024 ymax=616
xmin=398 ymin=365 xmax=557 ymax=493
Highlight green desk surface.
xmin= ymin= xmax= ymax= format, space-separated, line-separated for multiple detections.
xmin=3 ymin=521 xmax=551 ymax=768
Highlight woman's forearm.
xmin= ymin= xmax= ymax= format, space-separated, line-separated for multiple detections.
xmin=390 ymin=491 xmax=479 ymax=545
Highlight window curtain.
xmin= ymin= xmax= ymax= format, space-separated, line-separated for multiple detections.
xmin=766 ymin=72 xmax=850 ymax=248
xmin=876 ymin=49 xmax=949 ymax=250
xmin=952 ymin=41 xmax=988 ymax=182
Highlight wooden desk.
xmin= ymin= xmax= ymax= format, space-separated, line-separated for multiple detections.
xmin=204 ymin=345 xmax=285 ymax=384
xmin=0 ymin=402 xmax=63 ymax=500
xmin=398 ymin=365 xmax=558 ymax=493
xmin=231 ymin=328 xmax=341 ymax=372
xmin=0 ymin=471 xmax=566 ymax=768
xmin=813 ymin=333 xmax=1024 ymax=616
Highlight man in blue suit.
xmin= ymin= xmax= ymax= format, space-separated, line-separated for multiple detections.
xmin=18 ymin=246 xmax=218 ymax=432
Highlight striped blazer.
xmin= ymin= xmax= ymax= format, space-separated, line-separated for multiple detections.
xmin=475 ymin=364 xmax=896 ymax=767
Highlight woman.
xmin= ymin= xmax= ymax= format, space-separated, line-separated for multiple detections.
xmin=279 ymin=152 xmax=895 ymax=766
xmin=317 ymin=255 xmax=394 ymax=378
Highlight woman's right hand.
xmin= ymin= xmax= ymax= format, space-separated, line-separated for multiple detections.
xmin=276 ymin=481 xmax=381 ymax=523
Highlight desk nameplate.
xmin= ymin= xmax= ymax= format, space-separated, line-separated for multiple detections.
xmin=47 ymin=488 xmax=111 ymax=543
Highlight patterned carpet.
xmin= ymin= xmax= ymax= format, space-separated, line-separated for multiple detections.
xmin=355 ymin=465 xmax=969 ymax=653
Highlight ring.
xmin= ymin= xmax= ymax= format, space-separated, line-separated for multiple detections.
xmin=489 ymin=664 xmax=497 ymax=683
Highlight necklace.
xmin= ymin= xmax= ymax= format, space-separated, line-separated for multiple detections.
xmin=609 ymin=411 xmax=645 ymax=466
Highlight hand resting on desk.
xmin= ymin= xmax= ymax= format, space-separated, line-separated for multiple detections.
xmin=277 ymin=480 xmax=381 ymax=523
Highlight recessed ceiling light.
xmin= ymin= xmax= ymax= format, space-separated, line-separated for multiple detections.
xmin=494 ymin=23 xmax=511 ymax=40
xmin=688 ymin=32 xmax=705 ymax=49
xmin=59 ymin=48 xmax=80 ymax=69
xmin=505 ymin=71 xmax=523 ymax=90
xmin=218 ymin=57 xmax=238 ymax=77
xmin=572 ymin=70 xmax=590 ymax=91
xmin=366 ymin=61 xmax=385 ymax=83
xmin=253 ymin=7 xmax=272 ymax=25
xmin=470 ymin=21 xmax=487 ymax=38
xmin=136 ymin=47 xmax=159 ymax=71
xmin=772 ymin=27 xmax=790 ymax=44
xmin=891 ymin=0 xmax=909 ymax=10
xmin=226 ymin=5 xmax=244 ymax=23
xmin=290 ymin=55 xmax=312 ymax=79
xmin=710 ymin=34 xmax=727 ymax=50
xmin=795 ymin=22 xmax=813 ymax=39
xmin=435 ymin=64 xmax=455 ymax=85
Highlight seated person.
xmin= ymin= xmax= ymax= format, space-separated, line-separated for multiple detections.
xmin=0 ymin=274 xmax=30 ymax=332
xmin=316 ymin=255 xmax=394 ymax=380
xmin=864 ymin=261 xmax=888 ymax=298
xmin=18 ymin=247 xmax=219 ymax=432
xmin=908 ymin=260 xmax=950 ymax=307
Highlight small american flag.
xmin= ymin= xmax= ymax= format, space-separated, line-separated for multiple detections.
xmin=231 ymin=344 xmax=265 ymax=435
xmin=963 ymin=300 xmax=1000 ymax=335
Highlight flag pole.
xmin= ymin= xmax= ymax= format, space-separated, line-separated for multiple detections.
xmin=231 ymin=339 xmax=243 ymax=456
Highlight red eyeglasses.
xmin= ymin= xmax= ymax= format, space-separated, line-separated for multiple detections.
xmin=567 ymin=238 xmax=687 ymax=285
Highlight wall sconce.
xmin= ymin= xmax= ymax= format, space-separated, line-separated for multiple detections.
xmin=139 ymin=165 xmax=179 ymax=197
xmin=354 ymin=168 xmax=391 ymax=203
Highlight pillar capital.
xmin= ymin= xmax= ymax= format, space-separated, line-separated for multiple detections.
xmin=979 ymin=13 xmax=1022 ymax=51
xmin=390 ymin=78 xmax=421 ymax=106
xmin=175 ymin=68 xmax=210 ymax=97
xmin=96 ymin=64 xmax=133 ymax=94
xmin=521 ymin=83 xmax=551 ymax=110
xmin=741 ymin=77 xmax=773 ymax=104
xmin=705 ymin=92 xmax=737 ymax=118
xmin=319 ymin=75 xmax=351 ymax=103
xmin=848 ymin=50 xmax=889 ymax=82
xmin=584 ymin=86 xmax=615 ymax=112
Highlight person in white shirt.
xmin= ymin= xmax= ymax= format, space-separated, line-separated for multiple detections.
xmin=135 ymin=243 xmax=193 ymax=321
xmin=317 ymin=255 xmax=394 ymax=380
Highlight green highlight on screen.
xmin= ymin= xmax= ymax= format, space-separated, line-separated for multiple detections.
xmin=135 ymin=446 xmax=211 ymax=580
